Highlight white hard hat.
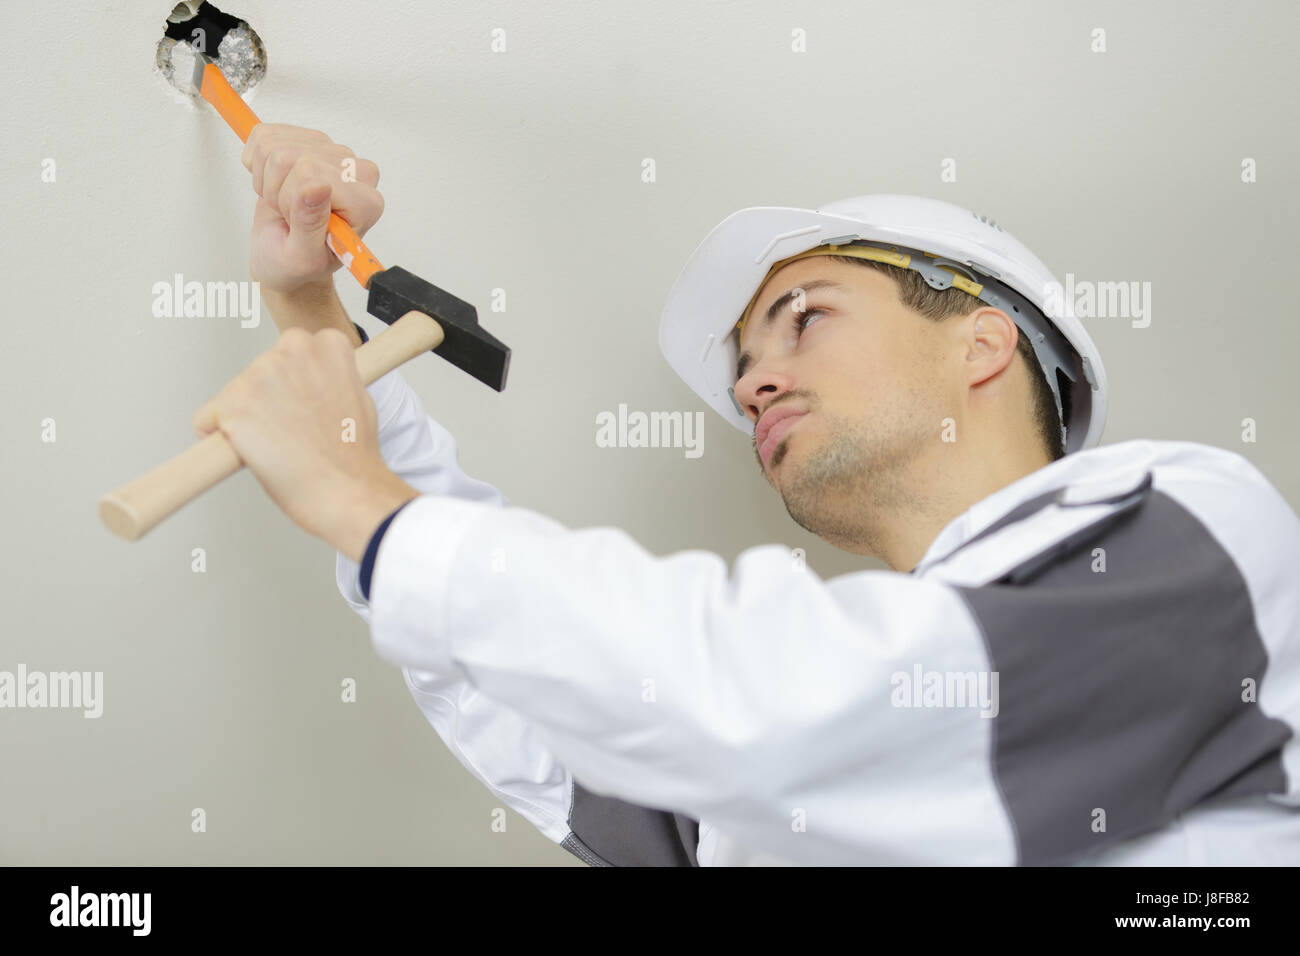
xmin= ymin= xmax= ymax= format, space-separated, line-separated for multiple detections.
xmin=658 ymin=194 xmax=1107 ymax=454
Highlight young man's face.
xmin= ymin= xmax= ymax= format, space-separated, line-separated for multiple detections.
xmin=733 ymin=257 xmax=960 ymax=544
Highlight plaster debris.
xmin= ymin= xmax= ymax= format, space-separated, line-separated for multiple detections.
xmin=154 ymin=38 xmax=201 ymax=109
xmin=154 ymin=7 xmax=266 ymax=104
xmin=166 ymin=2 xmax=203 ymax=24
xmin=213 ymin=24 xmax=266 ymax=93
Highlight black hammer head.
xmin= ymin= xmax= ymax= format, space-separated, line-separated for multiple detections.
xmin=366 ymin=266 xmax=511 ymax=391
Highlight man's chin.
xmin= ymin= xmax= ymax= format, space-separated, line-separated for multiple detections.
xmin=765 ymin=443 xmax=798 ymax=483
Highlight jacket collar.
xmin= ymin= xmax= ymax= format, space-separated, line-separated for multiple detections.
xmin=909 ymin=440 xmax=1160 ymax=577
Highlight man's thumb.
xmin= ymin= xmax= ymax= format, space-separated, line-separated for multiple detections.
xmin=286 ymin=183 xmax=333 ymax=261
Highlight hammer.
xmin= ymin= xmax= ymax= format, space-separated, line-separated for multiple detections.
xmin=99 ymin=52 xmax=510 ymax=541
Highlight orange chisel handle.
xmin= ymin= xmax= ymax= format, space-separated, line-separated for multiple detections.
xmin=195 ymin=59 xmax=385 ymax=288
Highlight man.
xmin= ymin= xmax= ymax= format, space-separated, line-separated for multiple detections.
xmin=195 ymin=124 xmax=1300 ymax=866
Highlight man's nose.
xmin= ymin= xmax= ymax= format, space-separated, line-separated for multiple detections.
xmin=734 ymin=364 xmax=796 ymax=423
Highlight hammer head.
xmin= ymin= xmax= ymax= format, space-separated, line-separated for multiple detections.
xmin=367 ymin=266 xmax=511 ymax=391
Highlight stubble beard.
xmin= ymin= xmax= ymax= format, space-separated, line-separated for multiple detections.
xmin=773 ymin=402 xmax=933 ymax=556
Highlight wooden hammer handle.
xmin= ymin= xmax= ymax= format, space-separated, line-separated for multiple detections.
xmin=99 ymin=311 xmax=444 ymax=542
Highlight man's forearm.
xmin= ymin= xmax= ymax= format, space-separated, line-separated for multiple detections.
xmin=260 ymin=280 xmax=363 ymax=347
xmin=322 ymin=469 xmax=421 ymax=565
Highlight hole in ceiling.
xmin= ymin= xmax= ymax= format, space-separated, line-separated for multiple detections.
xmin=155 ymin=1 xmax=266 ymax=102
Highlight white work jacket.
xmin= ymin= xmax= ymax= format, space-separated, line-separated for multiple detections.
xmin=336 ymin=367 xmax=1300 ymax=866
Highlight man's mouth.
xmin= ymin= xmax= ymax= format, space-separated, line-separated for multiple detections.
xmin=759 ymin=411 xmax=807 ymax=466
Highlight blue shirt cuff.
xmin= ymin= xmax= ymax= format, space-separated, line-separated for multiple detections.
xmin=359 ymin=498 xmax=415 ymax=602
xmin=353 ymin=322 xmax=369 ymax=344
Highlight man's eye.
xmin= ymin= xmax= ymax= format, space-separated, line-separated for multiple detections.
xmin=795 ymin=308 xmax=827 ymax=333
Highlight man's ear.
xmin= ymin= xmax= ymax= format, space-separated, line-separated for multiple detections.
xmin=965 ymin=307 xmax=1019 ymax=387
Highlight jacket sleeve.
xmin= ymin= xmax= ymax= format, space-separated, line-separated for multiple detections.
xmin=363 ymin=455 xmax=1020 ymax=865
xmin=335 ymin=367 xmax=700 ymax=865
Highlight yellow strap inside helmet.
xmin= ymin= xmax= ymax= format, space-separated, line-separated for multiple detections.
xmin=734 ymin=242 xmax=984 ymax=338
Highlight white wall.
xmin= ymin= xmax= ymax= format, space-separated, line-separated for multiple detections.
xmin=2 ymin=0 xmax=1297 ymax=864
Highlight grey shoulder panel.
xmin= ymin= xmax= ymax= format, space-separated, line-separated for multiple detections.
xmin=957 ymin=487 xmax=1292 ymax=866
xmin=560 ymin=780 xmax=700 ymax=866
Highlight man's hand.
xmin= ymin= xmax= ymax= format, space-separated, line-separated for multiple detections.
xmin=192 ymin=326 xmax=418 ymax=562
xmin=242 ymin=123 xmax=384 ymax=296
